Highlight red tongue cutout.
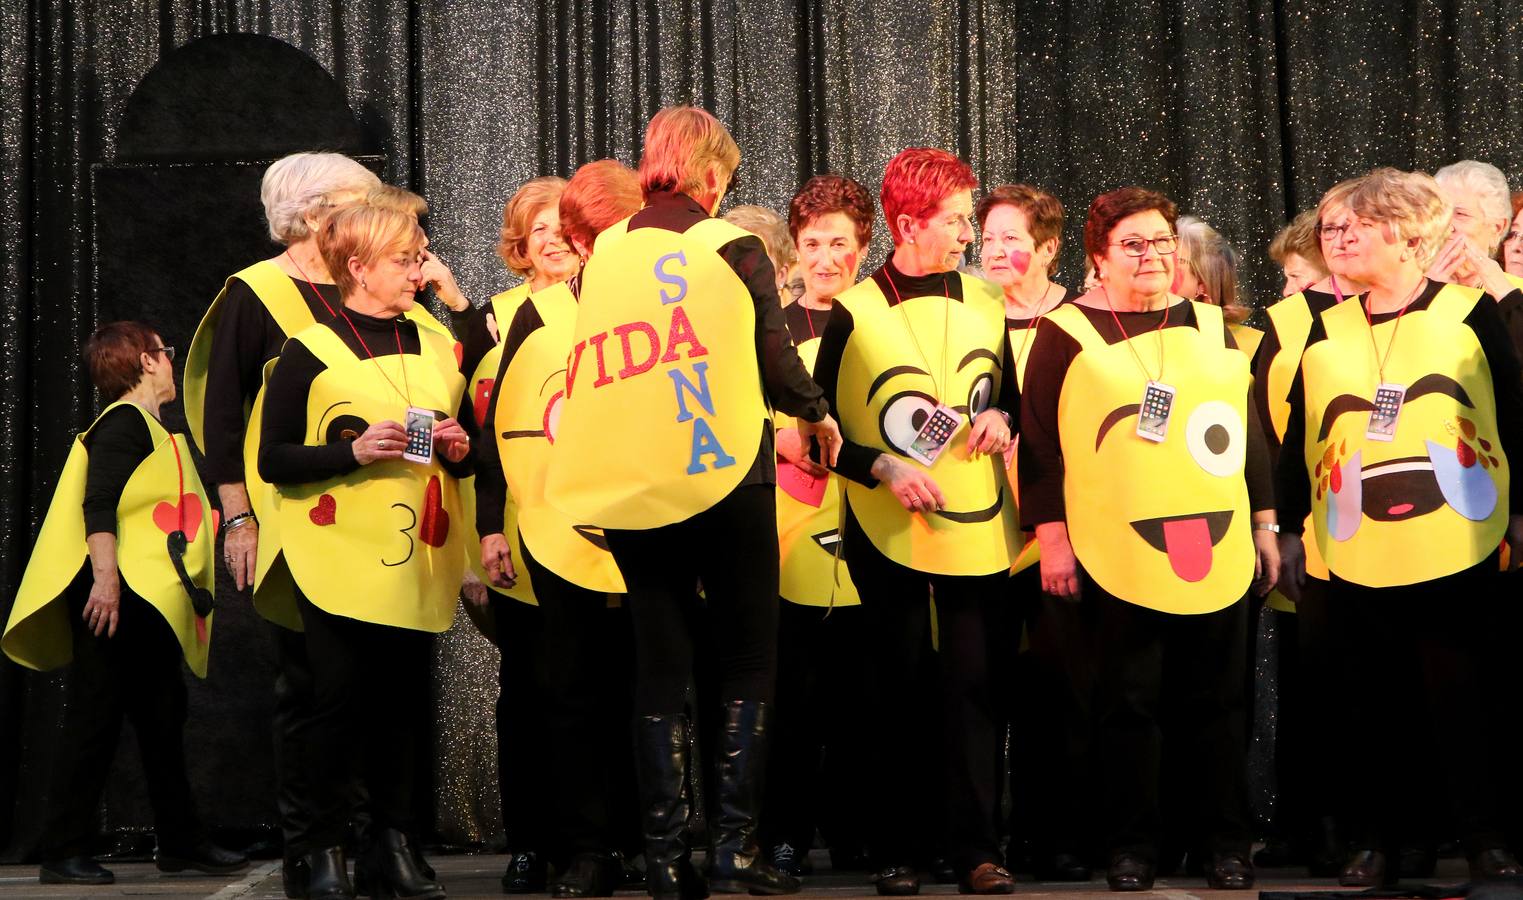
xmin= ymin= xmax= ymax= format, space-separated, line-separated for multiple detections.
xmin=777 ymin=460 xmax=827 ymax=508
xmin=1161 ymin=517 xmax=1213 ymax=583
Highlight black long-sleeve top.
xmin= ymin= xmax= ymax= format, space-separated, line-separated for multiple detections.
xmin=1018 ymin=299 xmax=1274 ymax=529
xmin=82 ymin=405 xmax=155 ymax=536
xmin=472 ymin=297 xmax=550 ymax=537
xmin=258 ymin=308 xmax=475 ymax=486
xmin=202 ymin=274 xmax=342 ymax=484
xmin=1251 ymin=288 xmax=1340 ymax=463
xmin=810 ymin=259 xmax=1021 ymax=488
xmin=1275 ymin=281 xmax=1523 ymax=535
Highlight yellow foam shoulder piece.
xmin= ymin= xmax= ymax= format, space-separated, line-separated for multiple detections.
xmin=4 ymin=402 xmax=218 ymax=676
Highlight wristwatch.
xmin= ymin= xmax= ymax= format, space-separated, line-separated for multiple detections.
xmin=1252 ymin=522 xmax=1281 ymax=534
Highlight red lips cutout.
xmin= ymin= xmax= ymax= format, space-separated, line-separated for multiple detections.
xmin=778 ymin=460 xmax=827 ymax=508
xmin=419 ymin=475 xmax=449 ymax=547
xmin=309 ymin=493 xmax=337 ymax=526
xmin=153 ymin=494 xmax=203 ymax=541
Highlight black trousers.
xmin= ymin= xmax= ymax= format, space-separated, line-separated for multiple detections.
xmin=1264 ymin=576 xmax=1337 ymax=846
xmin=38 ymin=574 xmax=201 ymax=858
xmin=518 ymin=534 xmax=640 ymax=860
xmin=604 ymin=484 xmax=782 ymax=716
xmin=292 ymin=592 xmax=433 ymax=853
xmin=1088 ymin=582 xmax=1251 ymax=862
xmin=1327 ymin=556 xmax=1513 ymax=856
xmin=1006 ymin=566 xmax=1096 ymax=864
xmin=489 ymin=581 xmax=552 ymax=857
xmin=272 ymin=622 xmax=320 ymax=859
xmin=843 ymin=504 xmax=1016 ymax=874
xmin=759 ymin=600 xmax=873 ymax=856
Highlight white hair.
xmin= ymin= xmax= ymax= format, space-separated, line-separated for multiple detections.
xmin=1434 ymin=159 xmax=1512 ymax=251
xmin=260 ymin=152 xmax=382 ymax=245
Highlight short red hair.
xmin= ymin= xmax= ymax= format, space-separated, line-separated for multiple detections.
xmin=789 ymin=174 xmax=875 ymax=249
xmin=880 ymin=148 xmax=977 ymax=245
xmin=560 ymin=160 xmax=642 ymax=253
xmin=86 ymin=320 xmax=160 ymax=400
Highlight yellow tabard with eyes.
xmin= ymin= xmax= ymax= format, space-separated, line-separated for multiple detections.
xmin=775 ymin=337 xmax=859 ymax=607
xmin=273 ymin=324 xmax=466 ymax=631
xmin=462 ymin=282 xmax=539 ymax=605
xmin=4 ymin=402 xmax=217 ymax=677
xmin=835 ymin=274 xmax=1019 ymax=576
xmin=1301 ymin=284 xmax=1508 ymax=588
xmin=1003 ymin=318 xmax=1048 ymax=575
xmin=1048 ymin=301 xmax=1254 ymax=613
xmin=545 ymin=217 xmax=767 ymax=529
xmin=494 ymin=283 xmax=625 ymax=593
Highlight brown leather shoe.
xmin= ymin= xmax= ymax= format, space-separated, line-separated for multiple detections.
xmin=958 ymin=863 xmax=1015 ymax=895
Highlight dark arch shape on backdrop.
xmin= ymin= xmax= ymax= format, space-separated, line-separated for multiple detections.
xmin=3 ymin=32 xmax=382 ymax=861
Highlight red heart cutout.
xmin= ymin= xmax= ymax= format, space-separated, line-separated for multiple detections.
xmin=777 ymin=460 xmax=827 ymax=508
xmin=153 ymin=494 xmax=204 ymax=541
xmin=309 ymin=493 xmax=337 ymax=526
xmin=419 ymin=475 xmax=449 ymax=547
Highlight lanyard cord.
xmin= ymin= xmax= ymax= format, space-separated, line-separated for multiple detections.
xmin=1102 ymin=287 xmax=1170 ymax=383
xmin=1011 ymin=283 xmax=1059 ymax=375
xmin=168 ymin=432 xmax=186 ymax=531
xmin=285 ymin=250 xmax=340 ymax=319
xmin=1363 ymin=276 xmax=1426 ymax=384
xmin=335 ymin=311 xmax=414 ymax=406
xmin=883 ymin=268 xmax=951 ymax=403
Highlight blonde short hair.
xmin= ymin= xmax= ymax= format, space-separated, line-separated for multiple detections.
xmin=724 ymin=205 xmax=796 ymax=275
xmin=1347 ymin=168 xmax=1453 ymax=270
xmin=1268 ymin=208 xmax=1326 ymax=273
xmin=498 ymin=176 xmax=567 ymax=278
xmin=1435 ymin=159 xmax=1513 ymax=254
xmin=1316 ymin=176 xmax=1364 ymax=225
xmin=1177 ymin=215 xmax=1248 ymax=323
xmin=638 ymin=106 xmax=741 ymax=200
xmin=366 ymin=184 xmax=429 ymax=219
xmin=261 ymin=152 xmax=381 ymax=245
xmin=317 ymin=204 xmax=426 ymax=298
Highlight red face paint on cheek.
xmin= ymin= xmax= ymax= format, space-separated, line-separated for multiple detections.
xmin=1010 ymin=248 xmax=1032 ymax=275
xmin=842 ymin=250 xmax=858 ymax=277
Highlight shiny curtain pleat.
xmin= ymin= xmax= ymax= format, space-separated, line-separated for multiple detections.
xmin=3 ymin=0 xmax=1523 ymax=850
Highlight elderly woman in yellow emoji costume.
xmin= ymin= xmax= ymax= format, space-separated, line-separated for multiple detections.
xmin=5 ymin=321 xmax=247 ymax=886
xmin=1275 ymin=168 xmax=1523 ymax=888
xmin=810 ymin=148 xmax=1021 ymax=897
xmin=1019 ymin=187 xmax=1280 ymax=893
xmin=257 ymin=203 xmax=473 ymax=900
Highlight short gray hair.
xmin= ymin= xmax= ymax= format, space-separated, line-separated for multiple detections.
xmin=1434 ymin=159 xmax=1512 ymax=252
xmin=261 ymin=152 xmax=381 ymax=245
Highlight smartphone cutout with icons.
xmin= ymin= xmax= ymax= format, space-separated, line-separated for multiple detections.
xmin=403 ymin=407 xmax=435 ymax=464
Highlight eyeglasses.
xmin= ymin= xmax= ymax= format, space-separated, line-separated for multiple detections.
xmin=1505 ymin=230 xmax=1523 ymax=244
xmin=1111 ymin=235 xmax=1178 ymax=257
xmin=147 ymin=345 xmax=176 ymax=361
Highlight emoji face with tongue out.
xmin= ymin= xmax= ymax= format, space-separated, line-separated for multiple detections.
xmin=1302 ymin=286 xmax=1510 ymax=588
xmin=1042 ymin=300 xmax=1255 ymax=614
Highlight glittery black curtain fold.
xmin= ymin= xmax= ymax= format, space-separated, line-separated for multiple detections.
xmin=4 ymin=0 xmax=1523 ymax=850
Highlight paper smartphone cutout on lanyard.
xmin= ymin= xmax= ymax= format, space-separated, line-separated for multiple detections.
xmin=906 ymin=404 xmax=965 ymax=466
xmin=1366 ymin=383 xmax=1405 ymax=442
xmin=1137 ymin=381 xmax=1176 ymax=443
xmin=403 ymin=407 xmax=435 ymax=464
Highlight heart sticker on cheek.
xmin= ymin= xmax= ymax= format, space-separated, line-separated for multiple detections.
xmin=153 ymin=494 xmax=204 ymax=541
xmin=309 ymin=493 xmax=337 ymax=526
xmin=419 ymin=475 xmax=450 ymax=547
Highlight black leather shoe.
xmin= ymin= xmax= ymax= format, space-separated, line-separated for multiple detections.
xmin=1470 ymin=848 xmax=1523 ymax=882
xmin=958 ymin=862 xmax=1015 ymax=894
xmin=871 ymin=865 xmax=920 ymax=896
xmin=1206 ymin=853 xmax=1254 ymax=890
xmin=501 ymin=850 xmax=546 ymax=894
xmin=769 ymin=843 xmax=812 ymax=878
xmin=39 ymin=856 xmax=115 ymax=885
xmin=306 ymin=847 xmax=356 ymax=900
xmin=1034 ymin=852 xmax=1091 ymax=882
xmin=368 ymin=829 xmax=444 ymax=899
xmin=1339 ymin=849 xmax=1393 ymax=888
xmin=285 ymin=855 xmax=311 ymax=899
xmin=554 ymin=852 xmax=623 ymax=898
xmin=704 ymin=703 xmax=799 ymax=896
xmin=158 ymin=839 xmax=250 ymax=875
xmin=1105 ymin=854 xmax=1155 ymax=892
xmin=636 ymin=715 xmax=707 ymax=900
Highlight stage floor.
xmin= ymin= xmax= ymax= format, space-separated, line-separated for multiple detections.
xmin=0 ymin=851 xmax=1481 ymax=899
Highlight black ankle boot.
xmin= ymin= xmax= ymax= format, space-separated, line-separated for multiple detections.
xmin=306 ymin=847 xmax=356 ymax=900
xmin=636 ymin=714 xmax=708 ymax=900
xmin=705 ymin=701 xmax=800 ymax=896
xmin=368 ymin=829 xmax=444 ymax=900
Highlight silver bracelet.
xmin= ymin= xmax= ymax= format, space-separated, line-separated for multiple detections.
xmin=1252 ymin=522 xmax=1281 ymax=534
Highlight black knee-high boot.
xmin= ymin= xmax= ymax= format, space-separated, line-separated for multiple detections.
xmin=707 ymin=702 xmax=800 ymax=896
xmin=637 ymin=715 xmax=707 ymax=900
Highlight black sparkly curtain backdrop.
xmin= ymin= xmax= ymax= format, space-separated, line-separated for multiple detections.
xmin=2 ymin=0 xmax=1522 ymax=845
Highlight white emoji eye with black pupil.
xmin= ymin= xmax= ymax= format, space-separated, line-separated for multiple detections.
xmin=1185 ymin=400 xmax=1245 ymax=477
xmin=544 ymin=390 xmax=565 ymax=443
xmin=967 ymin=373 xmax=994 ymax=416
xmin=879 ymin=390 xmax=938 ymax=455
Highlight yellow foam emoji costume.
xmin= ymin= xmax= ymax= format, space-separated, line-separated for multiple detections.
xmin=833 ymin=273 xmax=1019 ymax=576
xmin=268 ymin=322 xmax=466 ymax=631
xmin=1045 ymin=300 xmax=1254 ymax=613
xmin=492 ymin=282 xmax=624 ymax=593
xmin=1300 ymin=284 xmax=1508 ymax=588
xmin=1003 ymin=316 xmax=1051 ymax=575
xmin=4 ymin=402 xmax=217 ymax=676
xmin=546 ymin=217 xmax=768 ymax=529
